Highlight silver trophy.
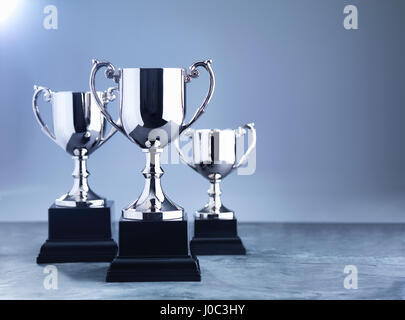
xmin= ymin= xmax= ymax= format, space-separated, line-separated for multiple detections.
xmin=177 ymin=123 xmax=256 ymax=219
xmin=90 ymin=59 xmax=215 ymax=220
xmin=32 ymin=86 xmax=117 ymax=207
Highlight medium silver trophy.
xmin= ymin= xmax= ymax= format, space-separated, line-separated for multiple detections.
xmin=177 ymin=123 xmax=256 ymax=255
xmin=33 ymin=86 xmax=118 ymax=264
xmin=32 ymin=86 xmax=117 ymax=207
xmin=90 ymin=59 xmax=215 ymax=281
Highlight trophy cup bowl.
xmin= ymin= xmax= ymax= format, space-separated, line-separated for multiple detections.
xmin=178 ymin=123 xmax=256 ymax=219
xmin=90 ymin=59 xmax=215 ymax=220
xmin=32 ymin=86 xmax=117 ymax=207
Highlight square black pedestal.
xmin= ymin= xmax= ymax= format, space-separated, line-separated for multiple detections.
xmin=190 ymin=217 xmax=246 ymax=255
xmin=36 ymin=201 xmax=118 ymax=263
xmin=106 ymin=215 xmax=200 ymax=282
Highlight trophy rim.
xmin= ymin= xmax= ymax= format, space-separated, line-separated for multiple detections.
xmin=51 ymin=90 xmax=104 ymax=95
xmin=191 ymin=128 xmax=236 ymax=134
xmin=120 ymin=67 xmax=186 ymax=71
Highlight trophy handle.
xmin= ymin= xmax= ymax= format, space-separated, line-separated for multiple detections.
xmin=89 ymin=59 xmax=124 ymax=134
xmin=233 ymin=123 xmax=256 ymax=169
xmin=32 ymin=85 xmax=56 ymax=141
xmin=181 ymin=59 xmax=215 ymax=132
xmin=97 ymin=87 xmax=118 ymax=147
xmin=175 ymin=129 xmax=197 ymax=170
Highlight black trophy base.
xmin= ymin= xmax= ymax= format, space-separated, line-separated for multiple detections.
xmin=106 ymin=256 xmax=200 ymax=282
xmin=190 ymin=217 xmax=246 ymax=255
xmin=36 ymin=201 xmax=118 ymax=264
xmin=37 ymin=240 xmax=118 ymax=264
xmin=106 ymin=215 xmax=200 ymax=282
xmin=190 ymin=237 xmax=246 ymax=255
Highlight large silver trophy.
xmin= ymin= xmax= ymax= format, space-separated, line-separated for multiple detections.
xmin=90 ymin=59 xmax=215 ymax=219
xmin=90 ymin=59 xmax=215 ymax=282
xmin=177 ymin=123 xmax=256 ymax=255
xmin=33 ymin=86 xmax=118 ymax=264
xmin=32 ymin=86 xmax=117 ymax=207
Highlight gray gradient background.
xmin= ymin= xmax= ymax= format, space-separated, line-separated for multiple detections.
xmin=0 ymin=0 xmax=404 ymax=222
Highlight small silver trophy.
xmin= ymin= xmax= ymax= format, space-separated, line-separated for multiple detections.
xmin=90 ymin=59 xmax=215 ymax=281
xmin=177 ymin=123 xmax=256 ymax=255
xmin=32 ymin=86 xmax=118 ymax=263
xmin=178 ymin=123 xmax=256 ymax=218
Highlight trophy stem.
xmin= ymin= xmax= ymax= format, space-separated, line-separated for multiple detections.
xmin=123 ymin=147 xmax=183 ymax=220
xmin=55 ymin=148 xmax=105 ymax=207
xmin=71 ymin=149 xmax=91 ymax=197
xmin=196 ymin=178 xmax=234 ymax=219
xmin=141 ymin=147 xmax=165 ymax=211
xmin=208 ymin=178 xmax=223 ymax=214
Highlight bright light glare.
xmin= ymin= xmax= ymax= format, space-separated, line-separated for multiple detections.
xmin=0 ymin=0 xmax=21 ymax=23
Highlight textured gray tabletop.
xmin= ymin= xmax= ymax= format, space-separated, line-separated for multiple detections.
xmin=0 ymin=222 xmax=404 ymax=299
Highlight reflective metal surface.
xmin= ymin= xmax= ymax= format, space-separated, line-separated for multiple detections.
xmin=32 ymin=86 xmax=116 ymax=207
xmin=177 ymin=123 xmax=256 ymax=219
xmin=90 ymin=59 xmax=215 ymax=220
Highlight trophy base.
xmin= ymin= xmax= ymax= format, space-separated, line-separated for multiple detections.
xmin=36 ymin=201 xmax=117 ymax=264
xmin=106 ymin=215 xmax=200 ymax=282
xmin=36 ymin=240 xmax=118 ymax=264
xmin=190 ymin=216 xmax=246 ymax=255
xmin=106 ymin=256 xmax=200 ymax=282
